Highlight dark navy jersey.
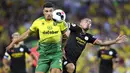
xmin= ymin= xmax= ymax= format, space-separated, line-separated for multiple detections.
xmin=65 ymin=23 xmax=97 ymax=63
xmin=97 ymin=48 xmax=117 ymax=67
xmin=97 ymin=48 xmax=117 ymax=73
xmin=4 ymin=45 xmax=30 ymax=72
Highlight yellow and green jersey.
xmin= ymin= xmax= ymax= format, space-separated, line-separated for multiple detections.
xmin=30 ymin=16 xmax=67 ymax=44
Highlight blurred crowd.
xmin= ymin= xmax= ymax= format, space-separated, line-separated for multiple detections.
xmin=0 ymin=0 xmax=130 ymax=73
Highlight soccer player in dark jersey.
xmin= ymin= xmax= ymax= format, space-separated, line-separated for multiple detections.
xmin=97 ymin=46 xmax=119 ymax=73
xmin=3 ymin=32 xmax=31 ymax=73
xmin=62 ymin=18 xmax=126 ymax=73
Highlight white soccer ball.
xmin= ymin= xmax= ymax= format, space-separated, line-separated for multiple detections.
xmin=52 ymin=9 xmax=66 ymax=22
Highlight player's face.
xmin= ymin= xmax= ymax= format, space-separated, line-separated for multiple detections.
xmin=80 ymin=19 xmax=91 ymax=30
xmin=43 ymin=8 xmax=54 ymax=20
xmin=12 ymin=34 xmax=20 ymax=41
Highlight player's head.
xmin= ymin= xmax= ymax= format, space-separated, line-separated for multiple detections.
xmin=43 ymin=2 xmax=54 ymax=20
xmin=12 ymin=32 xmax=20 ymax=40
xmin=80 ymin=18 xmax=92 ymax=31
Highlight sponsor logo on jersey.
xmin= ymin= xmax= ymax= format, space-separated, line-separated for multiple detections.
xmin=43 ymin=31 xmax=58 ymax=34
xmin=76 ymin=37 xmax=86 ymax=45
xmin=101 ymin=54 xmax=112 ymax=60
xmin=11 ymin=53 xmax=24 ymax=58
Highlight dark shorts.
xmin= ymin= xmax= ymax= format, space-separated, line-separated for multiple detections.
xmin=11 ymin=71 xmax=27 ymax=73
xmin=99 ymin=66 xmax=113 ymax=73
xmin=62 ymin=57 xmax=76 ymax=73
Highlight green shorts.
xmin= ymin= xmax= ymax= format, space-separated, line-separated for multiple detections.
xmin=35 ymin=43 xmax=63 ymax=73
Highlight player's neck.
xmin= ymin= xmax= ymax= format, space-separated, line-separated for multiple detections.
xmin=14 ymin=41 xmax=23 ymax=48
xmin=81 ymin=28 xmax=88 ymax=34
xmin=45 ymin=19 xmax=52 ymax=21
xmin=14 ymin=44 xmax=20 ymax=48
xmin=82 ymin=29 xmax=86 ymax=34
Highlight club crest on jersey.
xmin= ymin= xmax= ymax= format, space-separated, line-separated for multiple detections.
xmin=47 ymin=26 xmax=53 ymax=30
xmin=109 ymin=51 xmax=113 ymax=55
xmin=20 ymin=48 xmax=24 ymax=52
xmin=84 ymin=36 xmax=89 ymax=41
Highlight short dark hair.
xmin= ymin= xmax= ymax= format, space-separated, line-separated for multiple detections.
xmin=43 ymin=2 xmax=54 ymax=9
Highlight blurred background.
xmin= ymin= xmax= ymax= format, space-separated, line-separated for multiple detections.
xmin=0 ymin=0 xmax=130 ymax=73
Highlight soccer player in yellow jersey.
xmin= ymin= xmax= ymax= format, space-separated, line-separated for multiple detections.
xmin=7 ymin=2 xmax=69 ymax=73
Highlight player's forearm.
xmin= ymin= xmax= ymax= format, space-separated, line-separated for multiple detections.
xmin=16 ymin=30 xmax=30 ymax=43
xmin=101 ymin=39 xmax=118 ymax=46
xmin=64 ymin=30 xmax=70 ymax=37
xmin=95 ymin=39 xmax=118 ymax=46
xmin=17 ymin=32 xmax=28 ymax=42
xmin=62 ymin=48 xmax=67 ymax=60
xmin=2 ymin=59 xmax=9 ymax=66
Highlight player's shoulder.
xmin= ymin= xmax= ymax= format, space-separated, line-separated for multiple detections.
xmin=56 ymin=20 xmax=66 ymax=24
xmin=20 ymin=44 xmax=27 ymax=48
xmin=110 ymin=48 xmax=116 ymax=51
xmin=34 ymin=16 xmax=45 ymax=22
xmin=85 ymin=32 xmax=93 ymax=36
xmin=37 ymin=16 xmax=45 ymax=20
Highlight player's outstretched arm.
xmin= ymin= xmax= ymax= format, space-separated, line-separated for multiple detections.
xmin=94 ymin=34 xmax=127 ymax=46
xmin=7 ymin=29 xmax=31 ymax=50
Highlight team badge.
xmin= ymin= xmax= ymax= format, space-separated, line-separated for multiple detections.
xmin=84 ymin=36 xmax=89 ymax=41
xmin=47 ymin=26 xmax=53 ymax=30
xmin=109 ymin=51 xmax=113 ymax=55
xmin=20 ymin=48 xmax=24 ymax=52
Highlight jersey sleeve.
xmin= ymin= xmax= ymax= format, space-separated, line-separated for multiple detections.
xmin=86 ymin=33 xmax=97 ymax=44
xmin=4 ymin=52 xmax=10 ymax=60
xmin=60 ymin=21 xmax=68 ymax=33
xmin=30 ymin=19 xmax=39 ymax=32
xmin=112 ymin=49 xmax=118 ymax=58
xmin=67 ymin=22 xmax=81 ymax=32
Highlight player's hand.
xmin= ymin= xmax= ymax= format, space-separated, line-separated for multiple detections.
xmin=116 ymin=34 xmax=127 ymax=44
xmin=6 ymin=39 xmax=17 ymax=50
xmin=3 ymin=65 xmax=10 ymax=71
